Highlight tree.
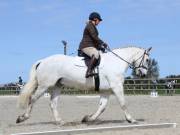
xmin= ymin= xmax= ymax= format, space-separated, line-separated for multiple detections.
xmin=147 ymin=58 xmax=159 ymax=79
xmin=131 ymin=58 xmax=159 ymax=79
xmin=166 ymin=75 xmax=180 ymax=78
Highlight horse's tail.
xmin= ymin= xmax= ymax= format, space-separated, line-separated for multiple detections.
xmin=17 ymin=62 xmax=40 ymax=109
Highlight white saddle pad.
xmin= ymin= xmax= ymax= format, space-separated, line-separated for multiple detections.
xmin=74 ymin=56 xmax=86 ymax=68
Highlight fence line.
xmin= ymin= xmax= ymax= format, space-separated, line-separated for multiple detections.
xmin=0 ymin=78 xmax=180 ymax=95
xmin=124 ymin=78 xmax=180 ymax=95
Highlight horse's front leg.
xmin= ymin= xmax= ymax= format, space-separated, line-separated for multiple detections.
xmin=111 ymin=79 xmax=136 ymax=123
xmin=82 ymin=93 xmax=109 ymax=123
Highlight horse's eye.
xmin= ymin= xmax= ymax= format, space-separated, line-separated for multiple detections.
xmin=146 ymin=59 xmax=149 ymax=63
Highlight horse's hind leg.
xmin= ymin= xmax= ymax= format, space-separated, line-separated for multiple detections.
xmin=49 ymin=87 xmax=64 ymax=125
xmin=16 ymin=85 xmax=48 ymax=123
xmin=82 ymin=93 xmax=109 ymax=123
xmin=16 ymin=102 xmax=33 ymax=123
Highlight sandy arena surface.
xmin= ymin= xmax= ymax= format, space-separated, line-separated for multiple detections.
xmin=0 ymin=95 xmax=180 ymax=135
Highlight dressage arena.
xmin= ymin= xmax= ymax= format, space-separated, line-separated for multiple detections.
xmin=0 ymin=95 xmax=179 ymax=135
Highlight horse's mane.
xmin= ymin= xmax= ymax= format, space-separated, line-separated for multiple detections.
xmin=113 ymin=45 xmax=145 ymax=51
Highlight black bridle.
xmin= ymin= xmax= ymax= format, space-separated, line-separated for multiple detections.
xmin=106 ymin=47 xmax=149 ymax=70
xmin=133 ymin=51 xmax=149 ymax=70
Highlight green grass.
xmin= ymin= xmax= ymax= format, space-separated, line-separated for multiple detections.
xmin=0 ymin=90 xmax=20 ymax=95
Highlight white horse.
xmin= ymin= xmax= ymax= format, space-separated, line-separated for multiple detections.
xmin=16 ymin=46 xmax=152 ymax=125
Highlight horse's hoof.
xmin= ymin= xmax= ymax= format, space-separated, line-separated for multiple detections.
xmin=16 ymin=116 xmax=21 ymax=123
xmin=126 ymin=117 xmax=137 ymax=124
xmin=16 ymin=116 xmax=25 ymax=123
xmin=130 ymin=119 xmax=138 ymax=124
xmin=82 ymin=115 xmax=90 ymax=123
xmin=16 ymin=115 xmax=28 ymax=124
xmin=56 ymin=120 xmax=65 ymax=126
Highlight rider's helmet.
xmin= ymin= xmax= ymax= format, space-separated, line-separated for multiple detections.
xmin=89 ymin=12 xmax=102 ymax=21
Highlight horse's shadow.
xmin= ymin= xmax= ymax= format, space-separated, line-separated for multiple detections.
xmin=11 ymin=119 xmax=145 ymax=127
xmin=9 ymin=121 xmax=56 ymax=127
xmin=84 ymin=119 xmax=145 ymax=126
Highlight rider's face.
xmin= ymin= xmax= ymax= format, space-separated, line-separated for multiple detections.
xmin=94 ymin=19 xmax=100 ymax=25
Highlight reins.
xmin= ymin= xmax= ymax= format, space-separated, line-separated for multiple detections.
xmin=106 ymin=46 xmax=147 ymax=70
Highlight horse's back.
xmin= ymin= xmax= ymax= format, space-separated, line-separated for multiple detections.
xmin=36 ymin=54 xmax=85 ymax=78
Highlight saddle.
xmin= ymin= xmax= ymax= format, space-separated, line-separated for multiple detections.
xmin=78 ymin=50 xmax=100 ymax=91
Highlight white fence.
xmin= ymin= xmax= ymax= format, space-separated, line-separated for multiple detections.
xmin=0 ymin=78 xmax=180 ymax=95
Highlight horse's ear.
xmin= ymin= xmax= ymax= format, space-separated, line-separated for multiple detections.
xmin=146 ymin=47 xmax=152 ymax=53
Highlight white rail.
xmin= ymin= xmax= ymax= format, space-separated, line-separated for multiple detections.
xmin=11 ymin=123 xmax=177 ymax=135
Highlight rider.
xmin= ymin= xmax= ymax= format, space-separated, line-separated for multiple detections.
xmin=78 ymin=12 xmax=108 ymax=78
xmin=18 ymin=76 xmax=23 ymax=85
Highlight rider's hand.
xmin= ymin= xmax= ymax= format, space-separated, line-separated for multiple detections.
xmin=102 ymin=43 xmax=108 ymax=49
xmin=100 ymin=43 xmax=108 ymax=53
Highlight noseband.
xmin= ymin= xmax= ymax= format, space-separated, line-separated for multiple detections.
xmin=133 ymin=51 xmax=149 ymax=70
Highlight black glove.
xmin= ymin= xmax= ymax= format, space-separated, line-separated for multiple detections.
xmin=100 ymin=43 xmax=108 ymax=53
xmin=102 ymin=43 xmax=108 ymax=49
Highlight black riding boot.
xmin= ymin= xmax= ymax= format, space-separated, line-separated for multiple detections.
xmin=85 ymin=56 xmax=97 ymax=78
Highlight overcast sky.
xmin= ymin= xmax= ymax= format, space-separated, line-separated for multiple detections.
xmin=0 ymin=0 xmax=180 ymax=83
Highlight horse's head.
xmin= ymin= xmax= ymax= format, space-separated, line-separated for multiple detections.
xmin=133 ymin=47 xmax=152 ymax=77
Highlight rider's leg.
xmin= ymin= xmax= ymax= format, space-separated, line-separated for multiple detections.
xmin=82 ymin=47 xmax=99 ymax=78
xmin=85 ymin=55 xmax=97 ymax=78
xmin=82 ymin=47 xmax=99 ymax=59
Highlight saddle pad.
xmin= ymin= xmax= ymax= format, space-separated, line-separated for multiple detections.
xmin=74 ymin=56 xmax=86 ymax=67
xmin=74 ymin=56 xmax=103 ymax=68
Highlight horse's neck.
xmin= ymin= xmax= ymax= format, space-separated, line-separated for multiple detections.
xmin=113 ymin=47 xmax=143 ymax=64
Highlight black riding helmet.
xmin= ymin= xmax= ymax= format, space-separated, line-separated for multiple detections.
xmin=89 ymin=12 xmax=102 ymax=21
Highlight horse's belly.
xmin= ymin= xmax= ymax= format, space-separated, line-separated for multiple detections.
xmin=60 ymin=77 xmax=110 ymax=91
